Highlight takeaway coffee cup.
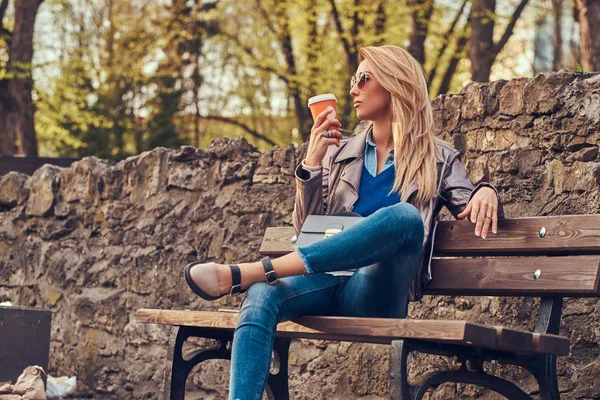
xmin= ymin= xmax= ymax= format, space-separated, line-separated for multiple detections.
xmin=308 ymin=94 xmax=337 ymax=130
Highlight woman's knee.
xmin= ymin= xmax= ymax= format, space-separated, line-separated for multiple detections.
xmin=379 ymin=203 xmax=424 ymax=240
xmin=238 ymin=283 xmax=283 ymax=322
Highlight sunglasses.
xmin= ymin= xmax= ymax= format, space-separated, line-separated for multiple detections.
xmin=350 ymin=71 xmax=370 ymax=90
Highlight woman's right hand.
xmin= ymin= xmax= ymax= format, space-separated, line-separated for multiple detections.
xmin=304 ymin=106 xmax=343 ymax=167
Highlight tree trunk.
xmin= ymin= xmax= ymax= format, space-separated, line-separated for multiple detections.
xmin=574 ymin=0 xmax=600 ymax=72
xmin=0 ymin=0 xmax=43 ymax=156
xmin=438 ymin=36 xmax=469 ymax=94
xmin=408 ymin=0 xmax=434 ymax=65
xmin=0 ymin=81 xmax=17 ymax=155
xmin=552 ymin=0 xmax=563 ymax=70
xmin=329 ymin=0 xmax=363 ymax=133
xmin=275 ymin=2 xmax=311 ymax=141
xmin=427 ymin=0 xmax=468 ymax=91
xmin=438 ymin=23 xmax=470 ymax=95
xmin=305 ymin=0 xmax=319 ymax=96
xmin=0 ymin=0 xmax=10 ymax=43
xmin=469 ymin=0 xmax=495 ymax=82
xmin=373 ymin=1 xmax=386 ymax=46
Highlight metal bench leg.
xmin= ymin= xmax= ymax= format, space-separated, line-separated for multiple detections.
xmin=390 ymin=340 xmax=413 ymax=400
xmin=164 ymin=326 xmax=191 ymax=400
xmin=164 ymin=326 xmax=291 ymax=400
xmin=410 ymin=369 xmax=533 ymax=400
xmin=390 ymin=340 xmax=535 ymax=400
xmin=266 ymin=337 xmax=291 ymax=400
xmin=522 ymin=354 xmax=560 ymax=400
xmin=164 ymin=326 xmax=234 ymax=400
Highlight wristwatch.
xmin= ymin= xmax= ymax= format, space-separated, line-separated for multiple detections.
xmin=261 ymin=256 xmax=279 ymax=285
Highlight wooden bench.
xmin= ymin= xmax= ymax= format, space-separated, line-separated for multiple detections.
xmin=137 ymin=214 xmax=600 ymax=399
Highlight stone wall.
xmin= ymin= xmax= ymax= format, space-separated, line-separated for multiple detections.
xmin=1 ymin=69 xmax=599 ymax=399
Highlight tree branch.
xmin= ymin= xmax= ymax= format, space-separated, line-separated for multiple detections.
xmin=373 ymin=1 xmax=386 ymax=45
xmin=0 ymin=26 xmax=11 ymax=39
xmin=0 ymin=0 xmax=9 ymax=24
xmin=438 ymin=14 xmax=471 ymax=95
xmin=408 ymin=0 xmax=434 ymax=65
xmin=255 ymin=0 xmax=279 ymax=37
xmin=438 ymin=36 xmax=469 ymax=95
xmin=492 ymin=0 xmax=530 ymax=58
xmin=351 ymin=0 xmax=361 ymax=51
xmin=201 ymin=115 xmax=277 ymax=146
xmin=427 ymin=0 xmax=468 ymax=87
xmin=329 ymin=0 xmax=353 ymax=60
xmin=274 ymin=1 xmax=296 ymax=78
xmin=0 ymin=0 xmax=10 ymax=44
xmin=199 ymin=0 xmax=218 ymax=13
xmin=220 ymin=31 xmax=289 ymax=84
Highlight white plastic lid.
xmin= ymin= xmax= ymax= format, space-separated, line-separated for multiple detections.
xmin=308 ymin=93 xmax=337 ymax=107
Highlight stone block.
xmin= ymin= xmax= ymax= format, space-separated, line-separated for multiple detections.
xmin=0 ymin=172 xmax=30 ymax=208
xmin=25 ymin=164 xmax=62 ymax=217
xmin=60 ymin=157 xmax=108 ymax=204
xmin=499 ymin=78 xmax=527 ymax=116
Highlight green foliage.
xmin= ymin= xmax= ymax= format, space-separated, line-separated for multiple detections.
xmin=35 ymin=58 xmax=111 ymax=157
xmin=31 ymin=0 xmax=537 ymax=157
xmin=145 ymin=74 xmax=188 ymax=151
xmin=576 ymin=63 xmax=588 ymax=74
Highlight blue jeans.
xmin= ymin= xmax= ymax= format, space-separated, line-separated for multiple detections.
xmin=228 ymin=202 xmax=424 ymax=400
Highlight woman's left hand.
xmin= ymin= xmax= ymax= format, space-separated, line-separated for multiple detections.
xmin=457 ymin=187 xmax=498 ymax=239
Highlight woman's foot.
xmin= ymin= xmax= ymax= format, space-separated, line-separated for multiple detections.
xmin=184 ymin=262 xmax=239 ymax=300
xmin=184 ymin=258 xmax=279 ymax=301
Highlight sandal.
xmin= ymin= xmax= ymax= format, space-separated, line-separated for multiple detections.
xmin=183 ymin=257 xmax=279 ymax=301
xmin=184 ymin=262 xmax=244 ymax=300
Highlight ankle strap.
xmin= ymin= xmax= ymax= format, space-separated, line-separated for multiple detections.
xmin=261 ymin=257 xmax=279 ymax=285
xmin=229 ymin=265 xmax=242 ymax=296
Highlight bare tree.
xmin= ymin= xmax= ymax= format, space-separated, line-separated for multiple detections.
xmin=329 ymin=0 xmax=369 ymax=133
xmin=274 ymin=1 xmax=312 ymax=140
xmin=552 ymin=0 xmax=563 ymax=70
xmin=408 ymin=0 xmax=434 ymax=65
xmin=0 ymin=0 xmax=44 ymax=156
xmin=438 ymin=14 xmax=471 ymax=95
xmin=427 ymin=0 xmax=468 ymax=93
xmin=374 ymin=0 xmax=386 ymax=46
xmin=470 ymin=0 xmax=529 ymax=82
xmin=574 ymin=0 xmax=600 ymax=72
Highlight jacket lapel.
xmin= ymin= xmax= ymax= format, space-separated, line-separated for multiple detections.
xmin=334 ymin=125 xmax=369 ymax=163
xmin=334 ymin=126 xmax=447 ymax=202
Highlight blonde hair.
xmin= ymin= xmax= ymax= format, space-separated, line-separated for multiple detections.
xmin=359 ymin=45 xmax=439 ymax=205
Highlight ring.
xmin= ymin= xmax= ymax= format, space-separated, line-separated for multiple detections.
xmin=485 ymin=215 xmax=492 ymax=220
xmin=320 ymin=130 xmax=333 ymax=138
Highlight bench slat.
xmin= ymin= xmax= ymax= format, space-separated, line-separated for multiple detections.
xmin=259 ymin=227 xmax=296 ymax=257
xmin=426 ymin=256 xmax=600 ymax=296
xmin=260 ymin=215 xmax=600 ymax=258
xmin=491 ymin=326 xmax=568 ymax=356
xmin=433 ymin=215 xmax=600 ymax=256
xmin=533 ymin=332 xmax=570 ymax=355
xmin=494 ymin=326 xmax=533 ymax=353
xmin=136 ymin=309 xmax=497 ymax=348
xmin=260 ymin=226 xmax=600 ymax=296
xmin=136 ymin=309 xmax=569 ymax=355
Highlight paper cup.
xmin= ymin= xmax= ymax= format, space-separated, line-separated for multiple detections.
xmin=308 ymin=94 xmax=337 ymax=130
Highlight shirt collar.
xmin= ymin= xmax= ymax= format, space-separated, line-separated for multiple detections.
xmin=365 ymin=129 xmax=395 ymax=159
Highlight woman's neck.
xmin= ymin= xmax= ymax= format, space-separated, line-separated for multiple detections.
xmin=371 ymin=117 xmax=393 ymax=151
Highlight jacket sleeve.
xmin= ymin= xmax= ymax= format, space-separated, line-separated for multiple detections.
xmin=292 ymin=151 xmax=333 ymax=234
xmin=440 ymin=152 xmax=505 ymax=219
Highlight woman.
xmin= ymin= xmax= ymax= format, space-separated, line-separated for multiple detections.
xmin=185 ymin=45 xmax=503 ymax=399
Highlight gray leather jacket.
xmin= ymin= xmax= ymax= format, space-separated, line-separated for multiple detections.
xmin=292 ymin=125 xmax=504 ymax=301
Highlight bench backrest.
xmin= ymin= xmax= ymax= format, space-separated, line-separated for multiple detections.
xmin=260 ymin=215 xmax=600 ymax=298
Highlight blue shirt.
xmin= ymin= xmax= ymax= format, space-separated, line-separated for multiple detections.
xmin=364 ymin=130 xmax=394 ymax=177
xmin=352 ymin=164 xmax=401 ymax=216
